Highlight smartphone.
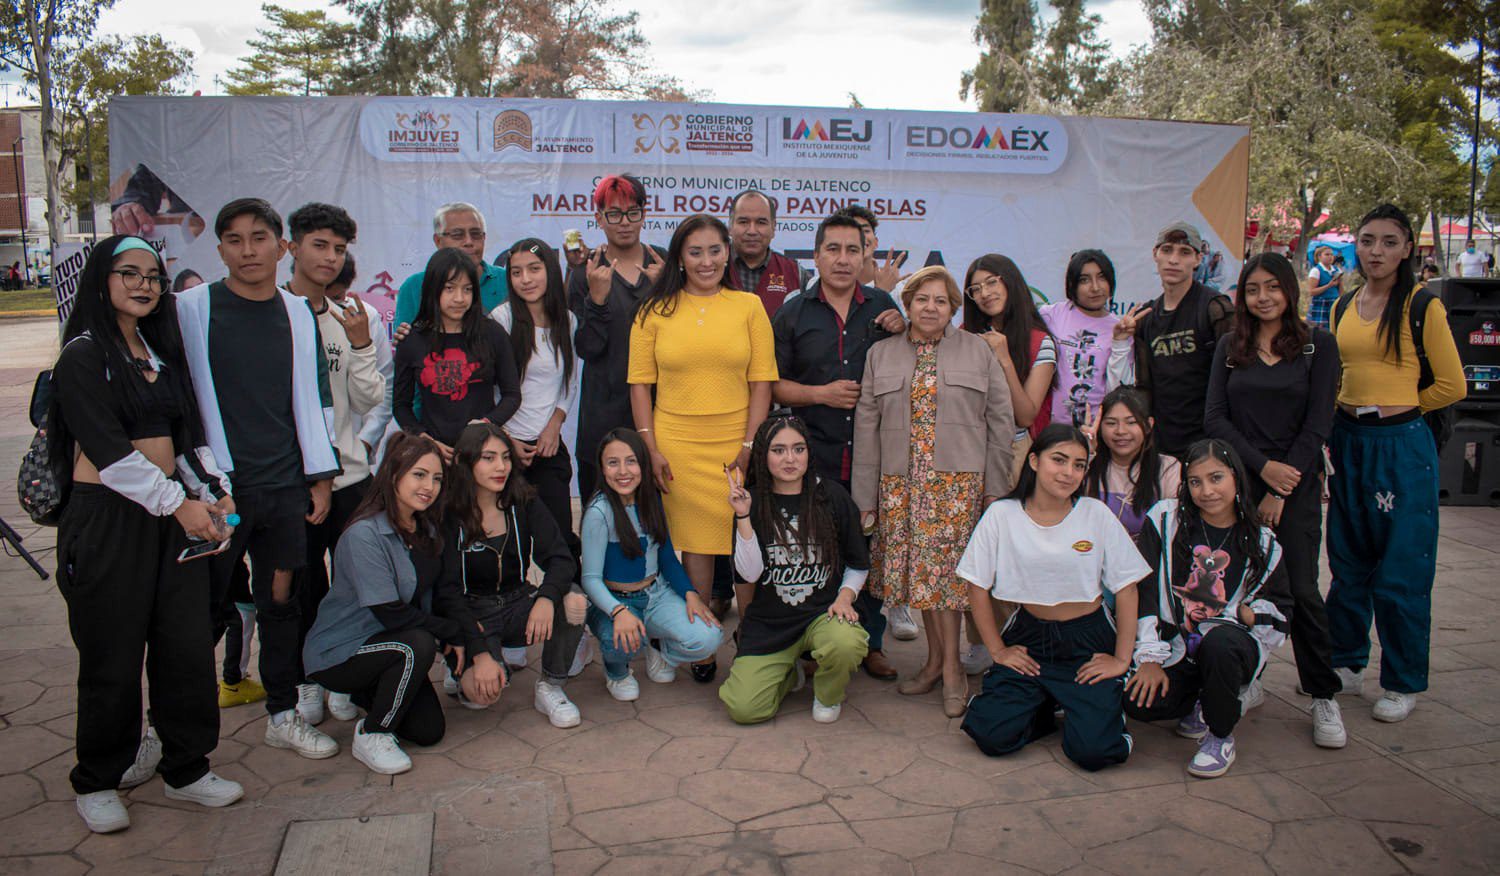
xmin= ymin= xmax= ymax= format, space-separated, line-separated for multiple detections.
xmin=178 ymin=538 xmax=230 ymax=563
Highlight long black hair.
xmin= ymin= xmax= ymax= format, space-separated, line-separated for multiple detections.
xmin=745 ymin=416 xmax=841 ymax=571
xmin=591 ymin=427 xmax=670 ymax=560
xmin=1229 ymin=252 xmax=1309 ymax=367
xmin=1084 ymin=386 xmax=1167 ymax=516
xmin=962 ymin=253 xmax=1050 ymax=381
xmin=1356 ymin=203 xmax=1417 ymax=362
xmin=635 ymin=214 xmax=729 ymax=325
xmin=1172 ymin=439 xmax=1267 ymax=587
xmin=1007 ymin=422 xmax=1090 ymax=503
xmin=48 ymin=235 xmax=199 ymax=467
xmin=503 ymin=238 xmax=574 ymax=387
xmin=415 ymin=247 xmax=492 ymax=367
xmin=1064 ymin=249 xmax=1115 ymax=309
xmin=448 ymin=422 xmax=536 ymax=547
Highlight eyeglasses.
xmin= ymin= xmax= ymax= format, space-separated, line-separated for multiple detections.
xmin=965 ymin=275 xmax=1003 ymax=299
xmin=111 ymin=269 xmax=167 ymax=291
xmin=441 ymin=229 xmax=486 ymax=242
xmin=602 ymin=208 xmax=644 ymax=225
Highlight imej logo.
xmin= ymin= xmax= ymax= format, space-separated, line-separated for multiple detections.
xmin=782 ymin=118 xmax=873 ymax=142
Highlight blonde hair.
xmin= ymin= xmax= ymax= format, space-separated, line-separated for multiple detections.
xmin=901 ymin=265 xmax=962 ymax=313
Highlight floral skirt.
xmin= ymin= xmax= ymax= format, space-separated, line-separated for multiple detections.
xmin=867 ymin=470 xmax=982 ymax=611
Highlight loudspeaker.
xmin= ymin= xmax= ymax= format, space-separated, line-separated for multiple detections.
xmin=1438 ymin=415 xmax=1500 ymax=506
xmin=1430 ymin=278 xmax=1500 ymax=403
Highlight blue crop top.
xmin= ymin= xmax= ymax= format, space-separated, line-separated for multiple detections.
xmin=579 ymin=495 xmax=693 ymax=614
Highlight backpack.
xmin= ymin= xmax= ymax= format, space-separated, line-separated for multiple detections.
xmin=1332 ymin=288 xmax=1454 ymax=452
xmin=16 ymin=370 xmax=69 ymax=525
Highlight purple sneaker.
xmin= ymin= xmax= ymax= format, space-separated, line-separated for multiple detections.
xmin=1188 ymin=732 xmax=1236 ymax=778
xmin=1175 ymin=701 xmax=1208 ymax=740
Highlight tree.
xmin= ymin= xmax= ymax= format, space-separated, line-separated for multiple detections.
xmin=1106 ymin=0 xmax=1431 ymax=265
xmin=225 ymin=4 xmax=353 ymax=96
xmin=333 ymin=0 xmax=699 ymax=99
xmin=959 ymin=0 xmax=1118 ymax=113
xmin=54 ymin=34 xmax=194 ymax=216
xmin=0 ymin=0 xmax=115 ymax=244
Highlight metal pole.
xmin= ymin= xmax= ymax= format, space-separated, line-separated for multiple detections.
xmin=12 ymin=136 xmax=27 ymax=288
xmin=1468 ymin=35 xmax=1484 ymax=244
xmin=83 ymin=115 xmax=97 ymax=243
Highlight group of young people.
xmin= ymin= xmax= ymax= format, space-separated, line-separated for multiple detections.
xmin=46 ymin=170 xmax=1466 ymax=835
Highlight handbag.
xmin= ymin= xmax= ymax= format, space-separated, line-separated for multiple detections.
xmin=16 ymin=370 xmax=69 ymax=526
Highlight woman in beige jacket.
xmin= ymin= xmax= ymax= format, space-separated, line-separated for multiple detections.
xmin=853 ymin=266 xmax=1015 ymax=716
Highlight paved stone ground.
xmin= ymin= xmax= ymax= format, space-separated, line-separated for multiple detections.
xmin=2 ymin=316 xmax=1499 ymax=875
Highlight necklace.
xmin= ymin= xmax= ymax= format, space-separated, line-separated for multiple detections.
xmin=688 ymin=289 xmax=720 ymax=326
xmin=1200 ymin=519 xmax=1234 ymax=554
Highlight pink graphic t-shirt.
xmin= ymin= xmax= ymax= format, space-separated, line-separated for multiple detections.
xmin=1040 ymin=301 xmax=1123 ymax=427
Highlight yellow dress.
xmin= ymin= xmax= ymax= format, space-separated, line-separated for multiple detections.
xmin=628 ymin=287 xmax=778 ymax=554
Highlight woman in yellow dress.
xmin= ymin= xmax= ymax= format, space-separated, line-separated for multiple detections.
xmin=629 ymin=214 xmax=778 ymax=682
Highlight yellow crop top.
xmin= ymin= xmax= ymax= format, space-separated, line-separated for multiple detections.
xmin=1335 ymin=292 xmax=1467 ymax=411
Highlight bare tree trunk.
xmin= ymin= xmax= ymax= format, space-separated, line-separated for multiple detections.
xmin=23 ymin=0 xmax=67 ymax=247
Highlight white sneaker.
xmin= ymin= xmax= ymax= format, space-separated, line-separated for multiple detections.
xmin=1335 ymin=667 xmax=1364 ymax=696
xmin=888 ymin=604 xmax=919 ymax=641
xmin=442 ymin=671 xmax=460 ymax=697
xmin=645 ymin=646 xmax=677 ymax=684
xmin=605 ymin=670 xmax=640 ymax=702
xmin=296 ymin=683 xmax=326 ymax=726
xmin=811 ymin=697 xmax=842 ymax=723
xmin=164 ymin=771 xmax=244 ymax=808
xmin=961 ymin=643 xmax=992 ymax=676
xmin=534 ymin=681 xmax=582 ymax=728
xmin=119 ymin=726 xmax=162 ymax=789
xmin=264 ymin=710 xmax=339 ymax=759
xmin=1372 ymin=691 xmax=1416 ymax=723
xmin=1311 ymin=698 xmax=1347 ymax=748
xmin=326 ymin=691 xmax=359 ymax=721
xmin=351 ymin=719 xmax=411 ymax=775
xmin=76 ymin=790 xmax=129 ymax=833
xmin=1241 ymin=678 xmax=1265 ymax=712
xmin=502 ymin=646 xmax=529 ymax=671
xmin=569 ymin=635 xmax=593 ymax=678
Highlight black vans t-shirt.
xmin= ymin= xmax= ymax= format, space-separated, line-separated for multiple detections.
xmin=208 ymin=282 xmax=303 ymax=490
xmin=737 ymin=480 xmax=869 ymax=656
xmin=1138 ymin=282 xmax=1232 ymax=456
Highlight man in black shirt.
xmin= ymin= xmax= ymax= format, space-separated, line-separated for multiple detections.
xmin=177 ymin=198 xmax=341 ymax=761
xmin=1123 ymin=221 xmax=1233 ymax=456
xmin=772 ymin=213 xmax=906 ymax=680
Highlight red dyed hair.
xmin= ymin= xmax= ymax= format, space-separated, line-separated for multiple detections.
xmin=592 ymin=174 xmax=646 ymax=211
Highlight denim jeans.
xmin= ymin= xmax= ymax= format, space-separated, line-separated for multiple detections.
xmin=586 ymin=580 xmax=722 ymax=681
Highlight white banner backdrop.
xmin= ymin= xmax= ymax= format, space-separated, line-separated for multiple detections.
xmin=108 ymin=96 xmax=1248 ymax=333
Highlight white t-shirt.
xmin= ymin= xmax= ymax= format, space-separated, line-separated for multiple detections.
xmin=491 ymin=305 xmax=579 ymax=442
xmin=956 ymin=497 xmax=1151 ymax=606
xmin=1457 ymin=250 xmax=1488 ymax=278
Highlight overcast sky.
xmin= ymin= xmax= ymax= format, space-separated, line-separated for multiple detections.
xmin=1 ymin=0 xmax=1153 ymax=110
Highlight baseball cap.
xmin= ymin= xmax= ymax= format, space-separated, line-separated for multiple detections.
xmin=1155 ymin=221 xmax=1205 ymax=252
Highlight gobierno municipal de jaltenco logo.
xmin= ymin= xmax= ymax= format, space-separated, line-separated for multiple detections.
xmin=633 ymin=113 xmax=683 ymax=154
xmin=388 ymin=109 xmax=460 ymax=154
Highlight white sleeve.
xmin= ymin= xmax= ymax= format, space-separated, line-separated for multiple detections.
xmin=839 ymin=567 xmax=868 ymax=595
xmin=558 ymin=314 xmax=580 ymax=416
xmin=1107 ymin=336 xmax=1134 ymax=389
xmin=954 ymin=504 xmax=1001 ymax=595
xmin=175 ymin=446 xmax=232 ymax=501
xmin=358 ymin=315 xmax=395 ymax=451
xmin=100 ymin=453 xmax=188 ymax=517
xmin=734 ymin=530 xmax=765 ymax=583
xmin=1133 ymin=617 xmax=1171 ymax=665
xmin=1097 ymin=503 xmax=1152 ymax=593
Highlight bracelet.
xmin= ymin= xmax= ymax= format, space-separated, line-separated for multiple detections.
xmin=610 ymin=605 xmax=629 ymax=618
xmin=734 ymin=513 xmax=750 ymax=520
xmin=638 ymin=427 xmax=653 ymax=434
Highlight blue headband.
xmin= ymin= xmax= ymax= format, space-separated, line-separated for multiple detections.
xmin=113 ymin=237 xmax=158 ymax=258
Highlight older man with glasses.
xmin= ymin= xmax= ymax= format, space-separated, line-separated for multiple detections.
xmin=393 ymin=202 xmax=510 ymax=329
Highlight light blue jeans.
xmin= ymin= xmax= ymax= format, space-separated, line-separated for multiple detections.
xmin=586 ymin=580 xmax=722 ymax=681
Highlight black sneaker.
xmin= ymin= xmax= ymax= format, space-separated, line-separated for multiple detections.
xmin=690 ymin=659 xmax=718 ymax=684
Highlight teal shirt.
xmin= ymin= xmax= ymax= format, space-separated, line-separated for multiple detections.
xmin=393 ymin=259 xmax=509 ymax=328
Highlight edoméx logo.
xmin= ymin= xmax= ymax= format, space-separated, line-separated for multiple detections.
xmin=897 ymin=113 xmax=1068 ymax=174
xmin=775 ymin=114 xmax=884 ymax=163
xmin=388 ymin=109 xmax=461 ymax=154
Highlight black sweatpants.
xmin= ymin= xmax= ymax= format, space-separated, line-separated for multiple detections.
xmin=58 ymin=485 xmax=219 ymax=793
xmin=297 ymin=477 xmax=371 ymax=682
xmin=961 ymin=607 xmax=1130 ymax=772
xmin=221 ymin=557 xmax=251 ymax=684
xmin=208 ymin=485 xmax=309 ymax=716
xmin=308 ymin=629 xmax=445 ymax=744
xmin=1125 ymin=623 xmax=1260 ymax=739
xmin=462 ymin=589 xmax=585 ymax=684
xmin=1250 ymin=475 xmax=1339 ymax=699
xmin=522 ymin=443 xmax=581 ymax=575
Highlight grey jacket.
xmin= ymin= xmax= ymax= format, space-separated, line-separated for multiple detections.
xmin=852 ymin=325 xmax=1015 ymax=512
